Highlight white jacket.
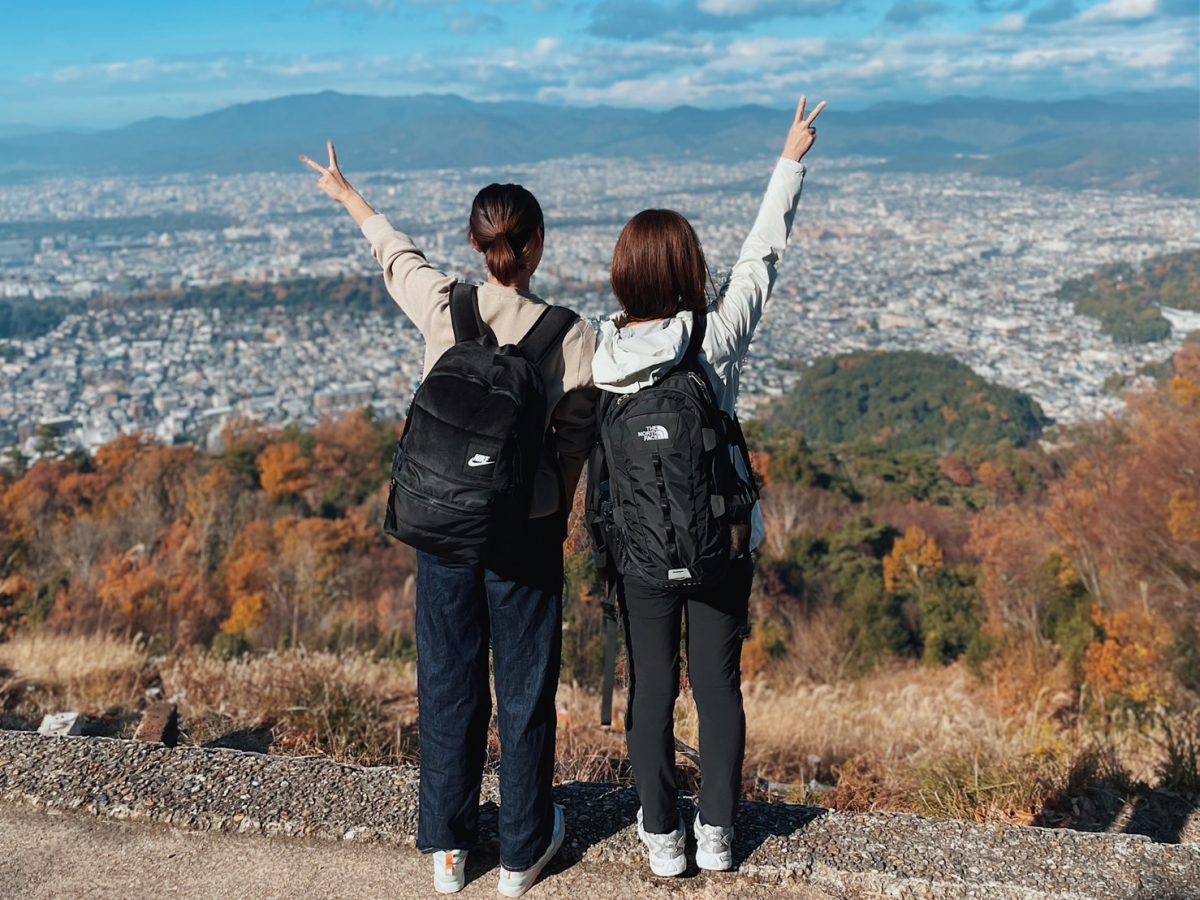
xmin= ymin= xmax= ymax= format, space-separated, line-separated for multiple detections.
xmin=592 ymin=157 xmax=808 ymax=549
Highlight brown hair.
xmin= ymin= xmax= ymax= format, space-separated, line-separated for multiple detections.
xmin=469 ymin=183 xmax=544 ymax=286
xmin=610 ymin=209 xmax=709 ymax=321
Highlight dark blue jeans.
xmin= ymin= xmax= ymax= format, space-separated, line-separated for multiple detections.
xmin=414 ymin=513 xmax=564 ymax=871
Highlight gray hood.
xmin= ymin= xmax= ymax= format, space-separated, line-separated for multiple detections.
xmin=591 ymin=310 xmax=695 ymax=394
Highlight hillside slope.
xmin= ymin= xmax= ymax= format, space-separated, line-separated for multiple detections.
xmin=769 ymin=350 xmax=1049 ymax=452
xmin=1059 ymin=248 xmax=1200 ymax=344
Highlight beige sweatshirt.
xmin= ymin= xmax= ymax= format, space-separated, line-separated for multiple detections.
xmin=361 ymin=214 xmax=598 ymax=519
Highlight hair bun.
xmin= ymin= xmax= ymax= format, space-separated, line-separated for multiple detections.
xmin=469 ymin=184 xmax=544 ymax=287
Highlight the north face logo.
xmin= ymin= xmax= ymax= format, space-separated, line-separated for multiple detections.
xmin=637 ymin=425 xmax=669 ymax=442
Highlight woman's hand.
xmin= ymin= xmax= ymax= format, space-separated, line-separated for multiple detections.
xmin=300 ymin=140 xmax=357 ymax=203
xmin=300 ymin=140 xmax=378 ymax=227
xmin=782 ymin=96 xmax=826 ymax=164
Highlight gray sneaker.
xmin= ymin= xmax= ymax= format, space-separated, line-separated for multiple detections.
xmin=636 ymin=807 xmax=686 ymax=877
xmin=497 ymin=803 xmax=565 ymax=898
xmin=432 ymin=849 xmax=468 ymax=894
xmin=693 ymin=811 xmax=733 ymax=871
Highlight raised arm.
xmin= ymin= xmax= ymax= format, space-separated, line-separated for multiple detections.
xmin=301 ymin=140 xmax=378 ymax=227
xmin=709 ymin=97 xmax=825 ymax=357
xmin=301 ymin=141 xmax=452 ymax=335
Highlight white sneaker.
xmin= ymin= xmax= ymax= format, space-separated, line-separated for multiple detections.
xmin=497 ymin=803 xmax=565 ymax=898
xmin=693 ymin=811 xmax=734 ymax=871
xmin=432 ymin=849 xmax=468 ymax=894
xmin=636 ymin=807 xmax=686 ymax=877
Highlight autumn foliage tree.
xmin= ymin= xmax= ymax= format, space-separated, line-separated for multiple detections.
xmin=0 ymin=409 xmax=413 ymax=655
xmin=1046 ymin=348 xmax=1199 ymax=625
xmin=883 ymin=527 xmax=944 ymax=595
xmin=258 ymin=441 xmax=313 ymax=499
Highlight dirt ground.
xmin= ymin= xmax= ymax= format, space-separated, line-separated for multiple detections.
xmin=0 ymin=801 xmax=832 ymax=900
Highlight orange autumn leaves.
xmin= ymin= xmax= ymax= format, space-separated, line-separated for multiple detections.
xmin=965 ymin=346 xmax=1200 ymax=711
xmin=883 ymin=526 xmax=944 ymax=595
xmin=0 ymin=409 xmax=408 ymax=652
xmin=258 ymin=442 xmax=312 ymax=498
xmin=1083 ymin=605 xmax=1173 ymax=709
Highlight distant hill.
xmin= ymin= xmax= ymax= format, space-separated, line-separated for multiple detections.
xmin=769 ymin=350 xmax=1049 ymax=452
xmin=1 ymin=89 xmax=1195 ymax=195
xmin=1059 ymin=249 xmax=1200 ymax=344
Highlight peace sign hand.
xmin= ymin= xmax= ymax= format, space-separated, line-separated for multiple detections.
xmin=783 ymin=96 xmax=827 ymax=164
xmin=300 ymin=140 xmax=356 ymax=205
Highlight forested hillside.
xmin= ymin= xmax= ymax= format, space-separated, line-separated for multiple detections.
xmin=769 ymin=350 xmax=1048 ymax=452
xmin=1059 ymin=249 xmax=1200 ymax=344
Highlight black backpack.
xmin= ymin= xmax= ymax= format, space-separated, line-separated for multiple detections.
xmin=587 ymin=309 xmax=759 ymax=591
xmin=384 ymin=282 xmax=577 ymax=562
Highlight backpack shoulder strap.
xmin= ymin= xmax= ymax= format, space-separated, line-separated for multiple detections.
xmin=673 ymin=308 xmax=720 ymax=403
xmin=449 ymin=282 xmax=485 ymax=343
xmin=681 ymin=307 xmax=707 ymax=366
xmin=518 ymin=304 xmax=579 ymax=366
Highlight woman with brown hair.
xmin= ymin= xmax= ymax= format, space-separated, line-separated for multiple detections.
xmin=301 ymin=143 xmax=596 ymax=896
xmin=591 ymin=96 xmax=825 ymax=877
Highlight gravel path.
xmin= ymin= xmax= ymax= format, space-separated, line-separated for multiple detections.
xmin=1 ymin=730 xmax=1197 ymax=899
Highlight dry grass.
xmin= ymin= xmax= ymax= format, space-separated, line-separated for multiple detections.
xmin=1 ymin=632 xmax=1191 ymax=832
xmin=558 ymin=665 xmax=1086 ymax=823
xmin=738 ymin=665 xmax=998 ymax=777
xmin=164 ymin=650 xmax=417 ymax=764
xmin=0 ymin=632 xmax=149 ymax=717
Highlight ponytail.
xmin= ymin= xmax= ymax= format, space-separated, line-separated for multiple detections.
xmin=469 ymin=183 xmax=544 ymax=287
xmin=485 ymin=232 xmax=519 ymax=286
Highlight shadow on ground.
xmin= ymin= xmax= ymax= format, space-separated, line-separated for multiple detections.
xmin=454 ymin=779 xmax=829 ymax=890
xmin=1039 ymin=785 xmax=1199 ymax=845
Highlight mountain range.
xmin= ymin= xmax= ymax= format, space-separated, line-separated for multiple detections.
xmin=0 ymin=89 xmax=1196 ymax=195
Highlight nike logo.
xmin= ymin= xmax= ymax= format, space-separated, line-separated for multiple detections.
xmin=467 ymin=453 xmax=494 ymax=468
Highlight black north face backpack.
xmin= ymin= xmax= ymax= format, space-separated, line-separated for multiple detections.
xmin=384 ymin=282 xmax=577 ymax=562
xmin=587 ymin=309 xmax=758 ymax=592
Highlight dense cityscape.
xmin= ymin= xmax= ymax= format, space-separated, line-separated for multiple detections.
xmin=1 ymin=155 xmax=1198 ymax=458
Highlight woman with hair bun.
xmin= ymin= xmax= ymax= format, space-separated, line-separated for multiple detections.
xmin=302 ymin=142 xmax=596 ymax=897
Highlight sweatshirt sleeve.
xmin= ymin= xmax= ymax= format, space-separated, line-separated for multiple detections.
xmin=361 ymin=213 xmax=455 ymax=335
xmin=709 ymin=159 xmax=806 ymax=357
xmin=550 ymin=319 xmax=599 ymax=473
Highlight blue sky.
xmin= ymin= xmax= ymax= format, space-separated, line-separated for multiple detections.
xmin=1 ymin=0 xmax=1196 ymax=128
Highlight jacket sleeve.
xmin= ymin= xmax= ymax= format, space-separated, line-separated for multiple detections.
xmin=361 ymin=213 xmax=455 ymax=334
xmin=550 ymin=320 xmax=599 ymax=499
xmin=708 ymin=159 xmax=806 ymax=358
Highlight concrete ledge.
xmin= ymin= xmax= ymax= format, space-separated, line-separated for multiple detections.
xmin=1 ymin=730 xmax=1197 ymax=899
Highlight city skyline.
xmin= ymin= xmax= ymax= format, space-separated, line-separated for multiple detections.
xmin=2 ymin=155 xmax=1197 ymax=461
xmin=1 ymin=0 xmax=1196 ymax=129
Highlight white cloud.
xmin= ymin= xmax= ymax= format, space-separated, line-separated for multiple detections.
xmin=697 ymin=0 xmax=761 ymax=13
xmin=988 ymin=13 xmax=1028 ymax=31
xmin=15 ymin=7 xmax=1197 ymax=124
xmin=1009 ymin=46 xmax=1100 ymax=69
xmin=36 ymin=56 xmax=349 ymax=88
xmin=47 ymin=59 xmax=205 ymax=85
xmin=1078 ymin=0 xmax=1159 ymax=23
